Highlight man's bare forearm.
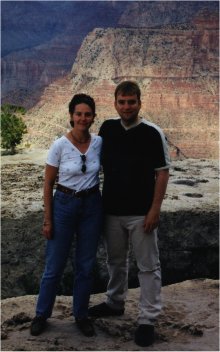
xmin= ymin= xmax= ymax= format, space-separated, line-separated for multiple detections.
xmin=143 ymin=169 xmax=169 ymax=232
xmin=151 ymin=169 xmax=169 ymax=212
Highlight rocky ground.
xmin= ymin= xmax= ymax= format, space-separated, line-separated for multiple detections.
xmin=1 ymin=149 xmax=219 ymax=295
xmin=1 ymin=148 xmax=219 ymax=218
xmin=1 ymin=148 xmax=219 ymax=351
xmin=1 ymin=148 xmax=47 ymax=219
xmin=1 ymin=279 xmax=219 ymax=351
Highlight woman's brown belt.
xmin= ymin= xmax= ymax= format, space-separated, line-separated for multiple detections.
xmin=56 ymin=184 xmax=99 ymax=198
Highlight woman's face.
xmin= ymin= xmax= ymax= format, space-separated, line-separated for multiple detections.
xmin=70 ymin=103 xmax=95 ymax=130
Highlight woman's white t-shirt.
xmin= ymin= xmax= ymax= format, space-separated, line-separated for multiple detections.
xmin=47 ymin=134 xmax=102 ymax=191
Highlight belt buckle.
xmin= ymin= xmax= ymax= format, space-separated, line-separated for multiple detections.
xmin=75 ymin=189 xmax=89 ymax=198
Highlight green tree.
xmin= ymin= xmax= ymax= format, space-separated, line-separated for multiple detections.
xmin=1 ymin=104 xmax=27 ymax=154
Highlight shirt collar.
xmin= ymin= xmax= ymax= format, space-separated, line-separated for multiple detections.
xmin=120 ymin=117 xmax=142 ymax=130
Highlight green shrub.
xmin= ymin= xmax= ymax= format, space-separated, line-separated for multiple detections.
xmin=1 ymin=104 xmax=27 ymax=154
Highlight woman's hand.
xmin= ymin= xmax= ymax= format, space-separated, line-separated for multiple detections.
xmin=42 ymin=164 xmax=58 ymax=240
xmin=41 ymin=221 xmax=53 ymax=240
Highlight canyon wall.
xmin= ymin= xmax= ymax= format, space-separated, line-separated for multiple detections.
xmin=1 ymin=34 xmax=79 ymax=109
xmin=23 ymin=12 xmax=218 ymax=159
xmin=1 ymin=1 xmax=126 ymax=107
xmin=69 ymin=12 xmax=218 ymax=158
xmin=2 ymin=2 xmax=219 ymax=159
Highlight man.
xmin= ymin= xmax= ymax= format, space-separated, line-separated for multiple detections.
xmin=89 ymin=81 xmax=170 ymax=347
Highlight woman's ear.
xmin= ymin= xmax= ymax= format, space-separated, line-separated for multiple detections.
xmin=90 ymin=115 xmax=96 ymax=125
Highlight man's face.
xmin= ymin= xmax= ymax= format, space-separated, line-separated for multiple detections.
xmin=114 ymin=94 xmax=141 ymax=126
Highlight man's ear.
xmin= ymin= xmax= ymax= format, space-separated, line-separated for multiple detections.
xmin=70 ymin=120 xmax=74 ymax=127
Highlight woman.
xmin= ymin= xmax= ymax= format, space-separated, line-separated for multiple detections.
xmin=30 ymin=94 xmax=102 ymax=337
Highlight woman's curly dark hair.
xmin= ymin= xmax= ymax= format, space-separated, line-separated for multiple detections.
xmin=69 ymin=94 xmax=96 ymax=116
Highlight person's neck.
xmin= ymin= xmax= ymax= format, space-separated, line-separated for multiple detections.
xmin=120 ymin=116 xmax=142 ymax=130
xmin=71 ymin=129 xmax=91 ymax=144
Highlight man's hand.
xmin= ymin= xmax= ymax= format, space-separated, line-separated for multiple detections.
xmin=143 ymin=169 xmax=169 ymax=233
xmin=143 ymin=208 xmax=160 ymax=233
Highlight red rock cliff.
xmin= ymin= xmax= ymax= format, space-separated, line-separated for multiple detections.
xmin=68 ymin=14 xmax=218 ymax=159
xmin=23 ymin=10 xmax=218 ymax=159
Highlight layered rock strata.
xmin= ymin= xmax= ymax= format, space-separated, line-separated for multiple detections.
xmin=70 ymin=20 xmax=218 ymax=158
xmin=21 ymin=11 xmax=219 ymax=159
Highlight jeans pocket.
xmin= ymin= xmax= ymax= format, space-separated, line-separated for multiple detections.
xmin=54 ymin=190 xmax=72 ymax=205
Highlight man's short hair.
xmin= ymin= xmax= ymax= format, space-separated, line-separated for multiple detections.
xmin=114 ymin=81 xmax=141 ymax=101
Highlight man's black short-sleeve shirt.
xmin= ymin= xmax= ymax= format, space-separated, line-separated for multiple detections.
xmin=99 ymin=118 xmax=170 ymax=215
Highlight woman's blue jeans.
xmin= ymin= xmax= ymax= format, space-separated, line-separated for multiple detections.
xmin=36 ymin=189 xmax=102 ymax=319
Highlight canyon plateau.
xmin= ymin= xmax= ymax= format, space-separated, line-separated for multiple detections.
xmin=1 ymin=279 xmax=219 ymax=351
